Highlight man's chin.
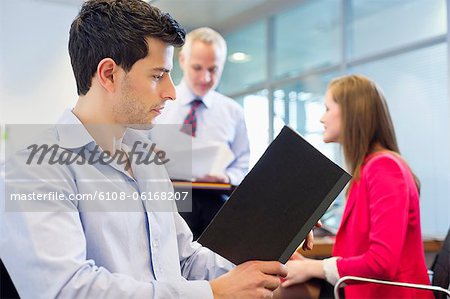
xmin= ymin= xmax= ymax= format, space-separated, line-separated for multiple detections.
xmin=194 ymin=87 xmax=211 ymax=97
xmin=126 ymin=122 xmax=154 ymax=130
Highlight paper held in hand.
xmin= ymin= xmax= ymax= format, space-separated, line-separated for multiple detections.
xmin=188 ymin=141 xmax=235 ymax=179
xmin=150 ymin=125 xmax=234 ymax=181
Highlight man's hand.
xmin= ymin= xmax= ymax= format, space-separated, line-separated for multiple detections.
xmin=196 ymin=174 xmax=230 ymax=183
xmin=209 ymin=261 xmax=288 ymax=299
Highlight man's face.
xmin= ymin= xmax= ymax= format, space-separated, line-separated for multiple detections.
xmin=179 ymin=40 xmax=223 ymax=97
xmin=112 ymin=37 xmax=176 ymax=126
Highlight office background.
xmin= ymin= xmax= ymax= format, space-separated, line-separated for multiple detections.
xmin=0 ymin=0 xmax=449 ymax=237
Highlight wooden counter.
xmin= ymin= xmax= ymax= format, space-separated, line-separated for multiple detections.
xmin=298 ymin=236 xmax=444 ymax=259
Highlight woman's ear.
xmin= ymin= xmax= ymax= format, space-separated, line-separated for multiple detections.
xmin=96 ymin=58 xmax=118 ymax=93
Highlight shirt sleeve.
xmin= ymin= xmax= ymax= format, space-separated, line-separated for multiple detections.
xmin=323 ymin=257 xmax=340 ymax=285
xmin=336 ymin=156 xmax=411 ymax=280
xmin=174 ymin=212 xmax=235 ymax=281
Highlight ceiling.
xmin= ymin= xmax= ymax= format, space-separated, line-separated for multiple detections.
xmin=152 ymin=0 xmax=271 ymax=32
xmin=31 ymin=0 xmax=304 ymax=33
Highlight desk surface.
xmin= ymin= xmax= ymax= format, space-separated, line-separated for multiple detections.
xmin=298 ymin=236 xmax=444 ymax=258
xmin=172 ymin=181 xmax=233 ymax=191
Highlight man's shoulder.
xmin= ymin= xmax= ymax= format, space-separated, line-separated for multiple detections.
xmin=211 ymin=90 xmax=243 ymax=112
xmin=4 ymin=125 xmax=75 ymax=177
xmin=5 ymin=125 xmax=60 ymax=160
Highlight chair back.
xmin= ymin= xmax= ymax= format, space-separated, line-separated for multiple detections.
xmin=431 ymin=228 xmax=450 ymax=299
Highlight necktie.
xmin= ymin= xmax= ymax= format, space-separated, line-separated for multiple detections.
xmin=181 ymin=99 xmax=203 ymax=137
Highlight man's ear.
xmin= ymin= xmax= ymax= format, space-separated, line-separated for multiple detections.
xmin=97 ymin=58 xmax=119 ymax=93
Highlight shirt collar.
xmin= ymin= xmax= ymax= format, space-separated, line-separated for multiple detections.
xmin=55 ymin=109 xmax=95 ymax=150
xmin=56 ymin=109 xmax=153 ymax=153
xmin=178 ymin=79 xmax=213 ymax=109
xmin=122 ymin=128 xmax=152 ymax=153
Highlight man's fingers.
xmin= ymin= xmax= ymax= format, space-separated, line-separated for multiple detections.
xmin=263 ymin=275 xmax=282 ymax=291
xmin=196 ymin=174 xmax=228 ymax=183
xmin=257 ymin=261 xmax=288 ymax=277
xmin=260 ymin=288 xmax=275 ymax=299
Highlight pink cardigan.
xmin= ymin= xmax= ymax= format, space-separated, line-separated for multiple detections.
xmin=333 ymin=152 xmax=433 ymax=298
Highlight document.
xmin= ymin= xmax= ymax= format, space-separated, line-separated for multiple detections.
xmin=150 ymin=126 xmax=234 ymax=181
xmin=198 ymin=126 xmax=351 ymax=264
xmin=163 ymin=141 xmax=234 ymax=181
xmin=190 ymin=141 xmax=234 ymax=179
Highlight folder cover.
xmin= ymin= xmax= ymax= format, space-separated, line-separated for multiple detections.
xmin=197 ymin=126 xmax=351 ymax=265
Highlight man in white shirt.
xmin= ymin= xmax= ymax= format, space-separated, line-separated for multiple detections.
xmin=157 ymin=27 xmax=249 ymax=186
xmin=156 ymin=27 xmax=250 ymax=238
xmin=0 ymin=1 xmax=288 ymax=298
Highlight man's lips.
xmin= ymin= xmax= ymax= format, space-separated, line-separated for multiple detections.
xmin=151 ymin=106 xmax=164 ymax=114
xmin=198 ymin=84 xmax=211 ymax=90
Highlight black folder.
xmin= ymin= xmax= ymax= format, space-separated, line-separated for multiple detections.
xmin=197 ymin=126 xmax=351 ymax=265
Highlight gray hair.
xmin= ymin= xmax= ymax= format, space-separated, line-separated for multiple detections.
xmin=180 ymin=27 xmax=227 ymax=65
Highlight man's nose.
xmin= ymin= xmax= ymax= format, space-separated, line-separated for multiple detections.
xmin=200 ymin=70 xmax=211 ymax=83
xmin=161 ymin=75 xmax=176 ymax=101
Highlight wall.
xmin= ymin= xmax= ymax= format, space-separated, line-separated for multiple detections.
xmin=0 ymin=0 xmax=79 ymax=125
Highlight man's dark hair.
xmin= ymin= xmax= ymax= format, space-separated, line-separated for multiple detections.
xmin=69 ymin=0 xmax=186 ymax=95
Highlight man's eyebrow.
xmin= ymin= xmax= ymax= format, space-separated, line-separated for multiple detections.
xmin=152 ymin=67 xmax=171 ymax=73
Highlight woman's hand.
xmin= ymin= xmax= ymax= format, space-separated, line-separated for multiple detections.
xmin=282 ymin=258 xmax=325 ymax=288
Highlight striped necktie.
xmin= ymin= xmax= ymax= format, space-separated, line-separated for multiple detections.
xmin=180 ymin=99 xmax=203 ymax=137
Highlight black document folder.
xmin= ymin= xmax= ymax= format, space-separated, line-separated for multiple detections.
xmin=197 ymin=126 xmax=351 ymax=265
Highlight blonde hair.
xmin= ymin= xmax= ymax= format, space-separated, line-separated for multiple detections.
xmin=328 ymin=75 xmax=419 ymax=190
xmin=180 ymin=27 xmax=227 ymax=65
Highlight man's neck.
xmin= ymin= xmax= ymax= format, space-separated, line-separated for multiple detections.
xmin=73 ymin=97 xmax=125 ymax=155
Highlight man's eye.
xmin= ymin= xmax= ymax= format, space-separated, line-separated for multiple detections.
xmin=153 ymin=74 xmax=164 ymax=81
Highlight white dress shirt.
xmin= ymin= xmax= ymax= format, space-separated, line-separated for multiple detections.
xmin=157 ymin=80 xmax=250 ymax=185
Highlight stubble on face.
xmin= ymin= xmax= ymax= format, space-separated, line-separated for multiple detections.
xmin=112 ymin=74 xmax=155 ymax=128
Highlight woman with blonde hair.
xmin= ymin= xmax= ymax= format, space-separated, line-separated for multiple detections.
xmin=281 ymin=75 xmax=432 ymax=298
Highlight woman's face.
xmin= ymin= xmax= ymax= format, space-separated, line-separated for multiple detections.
xmin=320 ymin=89 xmax=342 ymax=143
